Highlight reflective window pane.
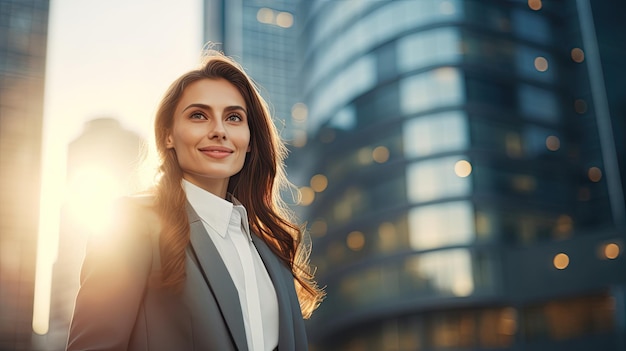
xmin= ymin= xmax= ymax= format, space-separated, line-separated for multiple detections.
xmin=403 ymin=111 xmax=469 ymax=158
xmin=406 ymin=156 xmax=472 ymax=203
xmin=400 ymin=68 xmax=464 ymax=115
xmin=518 ymin=84 xmax=560 ymax=123
xmin=408 ymin=201 xmax=475 ymax=250
xmin=398 ymin=27 xmax=462 ymax=72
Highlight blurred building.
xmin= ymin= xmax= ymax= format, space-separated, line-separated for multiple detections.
xmin=0 ymin=1 xmax=50 ymax=350
xmin=39 ymin=118 xmax=144 ymax=350
xmin=290 ymin=0 xmax=626 ymax=351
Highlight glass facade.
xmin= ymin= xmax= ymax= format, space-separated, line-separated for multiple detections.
xmin=0 ymin=0 xmax=50 ymax=350
xmin=294 ymin=0 xmax=626 ymax=350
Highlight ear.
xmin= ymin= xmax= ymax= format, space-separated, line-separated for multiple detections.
xmin=166 ymin=133 xmax=175 ymax=149
xmin=247 ymin=144 xmax=251 ymax=152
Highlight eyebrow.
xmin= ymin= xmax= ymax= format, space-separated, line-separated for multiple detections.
xmin=182 ymin=103 xmax=247 ymax=114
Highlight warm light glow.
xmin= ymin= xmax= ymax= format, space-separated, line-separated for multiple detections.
xmin=346 ymin=231 xmax=365 ymax=251
xmin=546 ymin=135 xmax=560 ymax=151
xmin=452 ymin=277 xmax=474 ymax=296
xmin=553 ymin=215 xmax=573 ymax=238
xmin=556 ymin=215 xmax=573 ymax=230
xmin=276 ymin=11 xmax=294 ymax=28
xmin=291 ymin=102 xmax=308 ymax=122
xmin=604 ymin=243 xmax=620 ymax=259
xmin=528 ymin=0 xmax=542 ymax=10
xmin=553 ymin=253 xmax=570 ymax=269
xmin=310 ymin=174 xmax=328 ymax=192
xmin=505 ymin=132 xmax=523 ymax=158
xmin=292 ymin=130 xmax=307 ymax=148
xmin=534 ymin=56 xmax=548 ymax=72
xmin=499 ymin=308 xmax=518 ymax=335
xmin=434 ymin=67 xmax=457 ymax=82
xmin=475 ymin=212 xmax=488 ymax=238
xmin=574 ymin=99 xmax=588 ymax=114
xmin=65 ymin=166 xmax=122 ymax=236
xmin=454 ymin=160 xmax=472 ymax=177
xmin=588 ymin=167 xmax=602 ymax=182
xmin=357 ymin=147 xmax=373 ymax=165
xmin=33 ymin=148 xmax=64 ymax=335
xmin=571 ymin=47 xmax=585 ymax=63
xmin=372 ymin=146 xmax=390 ymax=163
xmin=257 ymin=8 xmax=293 ymax=28
xmin=257 ymin=8 xmax=274 ymax=24
xmin=310 ymin=219 xmax=327 ymax=237
xmin=512 ymin=175 xmax=536 ymax=192
xmin=298 ymin=186 xmax=315 ymax=206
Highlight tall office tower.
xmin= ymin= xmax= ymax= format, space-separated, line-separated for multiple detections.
xmin=203 ymin=0 xmax=300 ymax=142
xmin=0 ymin=1 xmax=50 ymax=350
xmin=41 ymin=118 xmax=144 ymax=350
xmin=295 ymin=0 xmax=626 ymax=350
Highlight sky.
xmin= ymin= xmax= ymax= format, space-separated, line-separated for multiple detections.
xmin=34 ymin=0 xmax=203 ymax=334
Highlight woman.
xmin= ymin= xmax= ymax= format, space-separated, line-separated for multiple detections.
xmin=66 ymin=51 xmax=324 ymax=351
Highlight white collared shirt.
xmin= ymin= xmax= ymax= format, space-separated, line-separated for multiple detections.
xmin=183 ymin=180 xmax=279 ymax=351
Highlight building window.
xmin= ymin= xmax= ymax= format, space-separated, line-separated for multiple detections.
xmin=309 ymin=53 xmax=376 ymax=129
xmin=517 ymin=84 xmax=560 ymax=123
xmin=405 ymin=248 xmax=475 ymax=297
xmin=523 ymin=293 xmax=616 ymax=341
xmin=406 ymin=156 xmax=472 ymax=203
xmin=403 ymin=110 xmax=469 ymax=158
xmin=511 ymin=8 xmax=551 ymax=45
xmin=408 ymin=201 xmax=475 ymax=250
xmin=400 ymin=67 xmax=464 ymax=115
xmin=398 ymin=27 xmax=462 ymax=72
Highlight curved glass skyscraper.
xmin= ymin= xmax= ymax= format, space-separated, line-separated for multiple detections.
xmin=292 ymin=1 xmax=626 ymax=350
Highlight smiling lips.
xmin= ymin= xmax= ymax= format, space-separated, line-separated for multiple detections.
xmin=199 ymin=146 xmax=233 ymax=159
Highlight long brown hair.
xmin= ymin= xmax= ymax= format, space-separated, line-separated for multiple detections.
xmin=153 ymin=50 xmax=323 ymax=318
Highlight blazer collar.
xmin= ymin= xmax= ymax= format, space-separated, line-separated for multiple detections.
xmin=186 ymin=202 xmax=249 ymax=351
xmin=250 ymin=235 xmax=300 ymax=350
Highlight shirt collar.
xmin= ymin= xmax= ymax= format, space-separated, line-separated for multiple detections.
xmin=183 ymin=179 xmax=250 ymax=239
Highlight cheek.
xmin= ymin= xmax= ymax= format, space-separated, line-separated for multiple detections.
xmin=171 ymin=128 xmax=202 ymax=147
xmin=237 ymin=129 xmax=251 ymax=150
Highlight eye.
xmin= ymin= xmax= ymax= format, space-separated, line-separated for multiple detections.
xmin=226 ymin=113 xmax=243 ymax=122
xmin=190 ymin=112 xmax=207 ymax=120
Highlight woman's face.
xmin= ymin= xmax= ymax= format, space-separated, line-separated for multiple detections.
xmin=166 ymin=78 xmax=250 ymax=196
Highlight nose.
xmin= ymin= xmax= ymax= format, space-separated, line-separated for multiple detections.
xmin=208 ymin=119 xmax=226 ymax=140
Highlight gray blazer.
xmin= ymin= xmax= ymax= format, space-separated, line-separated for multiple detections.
xmin=66 ymin=197 xmax=308 ymax=350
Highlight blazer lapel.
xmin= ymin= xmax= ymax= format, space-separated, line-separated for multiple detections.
xmin=186 ymin=203 xmax=248 ymax=351
xmin=251 ymin=235 xmax=302 ymax=350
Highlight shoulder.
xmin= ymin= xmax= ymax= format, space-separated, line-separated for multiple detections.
xmin=88 ymin=194 xmax=160 ymax=246
xmin=111 ymin=194 xmax=160 ymax=236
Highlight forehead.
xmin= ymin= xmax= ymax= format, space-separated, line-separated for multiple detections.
xmin=176 ymin=78 xmax=246 ymax=112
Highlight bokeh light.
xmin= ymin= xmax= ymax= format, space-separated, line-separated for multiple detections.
xmin=546 ymin=135 xmax=560 ymax=151
xmin=571 ymin=48 xmax=585 ymax=63
xmin=372 ymin=146 xmax=390 ymax=163
xmin=534 ymin=56 xmax=548 ymax=72
xmin=454 ymin=160 xmax=472 ymax=177
xmin=553 ymin=253 xmax=570 ymax=270
xmin=310 ymin=174 xmax=328 ymax=192
xmin=298 ymin=186 xmax=315 ymax=206
xmin=346 ymin=231 xmax=365 ymax=251
xmin=588 ymin=167 xmax=603 ymax=182
xmin=528 ymin=0 xmax=542 ymax=11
